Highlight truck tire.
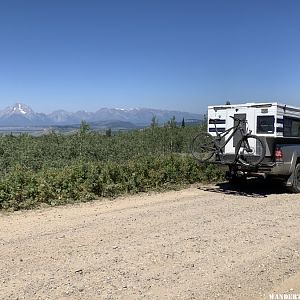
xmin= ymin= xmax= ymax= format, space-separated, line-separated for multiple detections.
xmin=289 ymin=163 xmax=300 ymax=193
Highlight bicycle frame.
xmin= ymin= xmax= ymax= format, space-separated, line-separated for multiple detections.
xmin=212 ymin=119 xmax=247 ymax=152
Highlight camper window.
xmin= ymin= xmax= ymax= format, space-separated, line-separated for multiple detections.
xmin=284 ymin=117 xmax=300 ymax=137
xmin=257 ymin=116 xmax=275 ymax=134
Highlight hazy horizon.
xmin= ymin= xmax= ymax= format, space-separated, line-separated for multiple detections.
xmin=0 ymin=102 xmax=204 ymax=115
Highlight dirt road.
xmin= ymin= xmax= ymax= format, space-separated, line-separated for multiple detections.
xmin=1 ymin=181 xmax=300 ymax=300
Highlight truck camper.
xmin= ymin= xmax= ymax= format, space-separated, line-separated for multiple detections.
xmin=205 ymin=102 xmax=300 ymax=192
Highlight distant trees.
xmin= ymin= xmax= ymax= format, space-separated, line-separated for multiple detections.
xmin=150 ymin=115 xmax=158 ymax=129
xmin=167 ymin=116 xmax=177 ymax=129
xmin=105 ymin=128 xmax=112 ymax=137
xmin=79 ymin=120 xmax=90 ymax=134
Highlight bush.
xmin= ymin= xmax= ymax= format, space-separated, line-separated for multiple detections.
xmin=0 ymin=125 xmax=222 ymax=211
xmin=0 ymin=155 xmax=222 ymax=210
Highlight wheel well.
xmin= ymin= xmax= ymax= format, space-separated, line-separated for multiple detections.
xmin=297 ymin=157 xmax=300 ymax=165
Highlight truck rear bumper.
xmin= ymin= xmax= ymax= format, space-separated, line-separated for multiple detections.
xmin=213 ymin=159 xmax=291 ymax=177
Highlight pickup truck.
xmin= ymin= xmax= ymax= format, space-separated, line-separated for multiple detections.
xmin=207 ymin=102 xmax=300 ymax=193
xmin=226 ymin=137 xmax=300 ymax=193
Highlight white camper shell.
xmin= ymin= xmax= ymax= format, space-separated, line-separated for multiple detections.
xmin=207 ymin=102 xmax=300 ymax=156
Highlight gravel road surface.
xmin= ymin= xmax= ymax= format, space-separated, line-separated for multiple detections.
xmin=1 ymin=181 xmax=300 ymax=300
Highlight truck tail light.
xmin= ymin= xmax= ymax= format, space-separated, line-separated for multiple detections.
xmin=275 ymin=147 xmax=283 ymax=162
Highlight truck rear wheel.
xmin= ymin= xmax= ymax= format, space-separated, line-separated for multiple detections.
xmin=289 ymin=163 xmax=300 ymax=193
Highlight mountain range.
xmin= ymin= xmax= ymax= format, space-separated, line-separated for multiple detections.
xmin=0 ymin=103 xmax=202 ymax=128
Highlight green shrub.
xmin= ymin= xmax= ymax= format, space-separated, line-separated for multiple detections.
xmin=0 ymin=125 xmax=222 ymax=211
xmin=0 ymin=155 xmax=222 ymax=210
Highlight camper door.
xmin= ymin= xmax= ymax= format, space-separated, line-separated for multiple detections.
xmin=225 ymin=107 xmax=255 ymax=154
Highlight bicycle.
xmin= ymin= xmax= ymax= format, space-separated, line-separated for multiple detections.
xmin=191 ymin=116 xmax=266 ymax=167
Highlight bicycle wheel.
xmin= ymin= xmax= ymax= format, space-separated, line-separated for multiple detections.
xmin=236 ymin=135 xmax=266 ymax=166
xmin=191 ymin=132 xmax=216 ymax=162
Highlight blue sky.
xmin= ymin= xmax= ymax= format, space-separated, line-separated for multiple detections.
xmin=0 ymin=0 xmax=300 ymax=113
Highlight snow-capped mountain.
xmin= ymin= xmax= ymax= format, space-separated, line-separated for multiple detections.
xmin=0 ymin=103 xmax=34 ymax=117
xmin=0 ymin=103 xmax=50 ymax=126
xmin=0 ymin=103 xmax=202 ymax=127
